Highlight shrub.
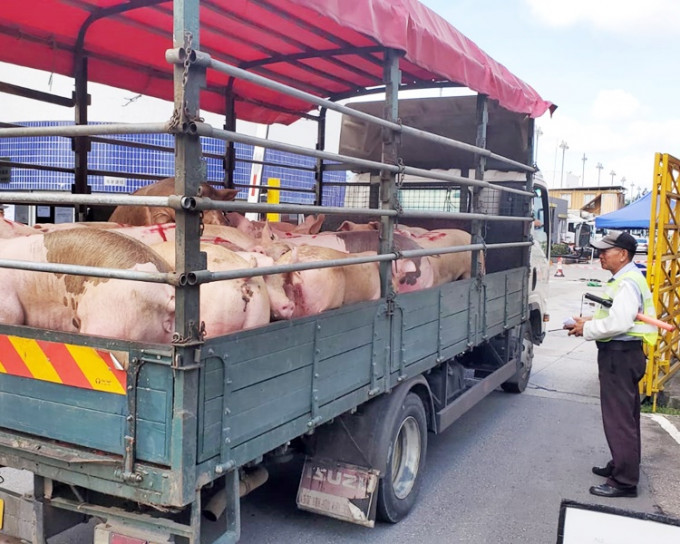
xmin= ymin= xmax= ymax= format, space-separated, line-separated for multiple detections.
xmin=551 ymin=243 xmax=570 ymax=256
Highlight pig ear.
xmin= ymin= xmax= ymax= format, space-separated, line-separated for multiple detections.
xmin=217 ymin=188 xmax=239 ymax=201
xmin=152 ymin=209 xmax=174 ymax=224
xmin=367 ymin=221 xmax=380 ymax=230
xmin=291 ymin=270 xmax=303 ymax=286
xmin=337 ymin=220 xmax=353 ymax=232
xmin=199 ymin=185 xmax=238 ymax=201
xmin=307 ymin=214 xmax=325 ymax=234
xmin=224 ymin=212 xmax=244 ymax=227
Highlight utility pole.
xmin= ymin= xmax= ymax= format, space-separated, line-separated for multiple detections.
xmin=610 ymin=170 xmax=616 ymax=185
xmin=596 ymin=162 xmax=603 ymax=186
xmin=559 ymin=140 xmax=569 ymax=188
xmin=581 ymin=153 xmax=587 ymax=186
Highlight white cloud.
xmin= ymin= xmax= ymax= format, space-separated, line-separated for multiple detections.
xmin=590 ymin=89 xmax=640 ymax=121
xmin=524 ymin=0 xmax=680 ymax=32
xmin=536 ymin=114 xmax=680 ymax=191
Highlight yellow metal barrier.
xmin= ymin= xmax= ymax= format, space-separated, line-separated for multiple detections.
xmin=266 ymin=177 xmax=281 ymax=222
xmin=642 ymin=153 xmax=680 ymax=409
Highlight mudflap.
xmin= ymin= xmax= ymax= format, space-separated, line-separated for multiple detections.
xmin=296 ymin=457 xmax=380 ymax=528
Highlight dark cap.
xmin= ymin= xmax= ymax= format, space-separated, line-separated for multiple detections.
xmin=591 ymin=230 xmax=637 ymax=253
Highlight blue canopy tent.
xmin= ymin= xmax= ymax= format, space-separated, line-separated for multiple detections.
xmin=595 ymin=193 xmax=652 ymax=229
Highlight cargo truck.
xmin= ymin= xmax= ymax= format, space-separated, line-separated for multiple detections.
xmin=0 ymin=1 xmax=554 ymax=542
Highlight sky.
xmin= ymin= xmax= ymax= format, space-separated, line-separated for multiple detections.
xmin=421 ymin=0 xmax=680 ymax=197
xmin=2 ymin=0 xmax=679 ymax=199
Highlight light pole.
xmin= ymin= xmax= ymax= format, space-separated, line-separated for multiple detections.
xmin=610 ymin=170 xmax=616 ymax=185
xmin=559 ymin=140 xmax=569 ymax=188
xmin=596 ymin=162 xmax=603 ymax=186
xmin=581 ymin=153 xmax=587 ymax=186
xmin=535 ymin=127 xmax=543 ymax=166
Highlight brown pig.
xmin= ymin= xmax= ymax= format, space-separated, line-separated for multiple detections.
xmin=109 ymin=177 xmax=238 ymax=226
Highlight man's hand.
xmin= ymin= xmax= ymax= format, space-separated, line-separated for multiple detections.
xmin=567 ymin=316 xmax=591 ymax=337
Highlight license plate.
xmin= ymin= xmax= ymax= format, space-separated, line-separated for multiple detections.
xmin=296 ymin=457 xmax=380 ymax=527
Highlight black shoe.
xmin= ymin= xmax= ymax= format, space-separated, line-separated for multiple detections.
xmin=592 ymin=465 xmax=613 ymax=478
xmin=589 ymin=483 xmax=637 ymax=498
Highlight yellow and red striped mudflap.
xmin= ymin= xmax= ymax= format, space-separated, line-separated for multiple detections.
xmin=0 ymin=334 xmax=126 ymax=395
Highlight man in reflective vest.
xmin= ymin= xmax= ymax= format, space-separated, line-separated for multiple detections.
xmin=568 ymin=230 xmax=657 ymax=498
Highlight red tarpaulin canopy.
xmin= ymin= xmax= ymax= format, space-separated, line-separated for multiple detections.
xmin=0 ymin=0 xmax=555 ymax=125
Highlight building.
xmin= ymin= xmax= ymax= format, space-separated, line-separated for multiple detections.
xmin=548 ymin=186 xmax=625 ymax=217
xmin=0 ymin=121 xmax=346 ymax=224
xmin=548 ymin=196 xmax=568 ymax=245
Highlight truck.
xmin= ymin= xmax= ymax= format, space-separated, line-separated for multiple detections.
xmin=0 ymin=1 xmax=554 ymax=542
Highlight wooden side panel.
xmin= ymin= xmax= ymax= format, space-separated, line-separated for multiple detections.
xmin=197 ymin=302 xmax=389 ymax=466
xmin=0 ymin=360 xmax=173 ymax=465
xmin=196 ymin=269 xmax=527 ymax=468
xmin=395 ymin=277 xmax=478 ymax=375
xmin=0 ymin=375 xmax=126 ymax=452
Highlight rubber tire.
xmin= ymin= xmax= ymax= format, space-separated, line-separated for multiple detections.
xmin=376 ymin=392 xmax=428 ymax=523
xmin=501 ymin=327 xmax=533 ymax=393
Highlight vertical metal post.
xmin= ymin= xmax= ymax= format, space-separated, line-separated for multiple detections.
xmin=223 ymin=87 xmax=236 ymax=189
xmin=525 ymin=118 xmax=536 ymax=271
xmin=170 ymin=0 xmax=203 ymax=505
xmin=471 ymin=94 xmax=488 ymax=278
xmin=378 ymin=48 xmax=401 ymax=297
xmin=72 ymin=54 xmax=91 ymax=221
xmin=522 ymin=118 xmax=536 ymax=321
xmin=314 ymin=107 xmax=327 ymax=206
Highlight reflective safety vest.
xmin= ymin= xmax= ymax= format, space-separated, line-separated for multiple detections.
xmin=594 ymin=270 xmax=658 ymax=345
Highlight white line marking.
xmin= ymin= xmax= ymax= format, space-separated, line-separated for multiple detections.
xmin=648 ymin=413 xmax=680 ymax=445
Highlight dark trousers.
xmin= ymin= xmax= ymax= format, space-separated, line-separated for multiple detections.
xmin=596 ymin=340 xmax=647 ymax=488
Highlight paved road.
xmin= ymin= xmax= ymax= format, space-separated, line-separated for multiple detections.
xmin=3 ymin=259 xmax=680 ymax=543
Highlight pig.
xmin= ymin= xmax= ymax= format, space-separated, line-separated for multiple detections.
xmin=105 ymin=223 xmax=245 ymax=252
xmin=201 ymin=224 xmax=261 ymax=251
xmin=225 ymin=212 xmax=325 ymax=238
xmin=31 ymin=222 xmax=125 ymax=234
xmin=233 ymin=251 xmax=296 ymax=320
xmin=412 ymin=229 xmax=484 ymax=285
xmin=258 ymin=228 xmax=434 ymax=293
xmin=151 ymin=242 xmax=276 ymax=336
xmin=0 ymin=229 xmax=175 ymax=343
xmin=336 ymin=220 xmax=379 ymax=232
xmin=0 ymin=218 xmax=43 ymax=238
xmin=263 ymin=245 xmax=380 ymax=319
xmin=335 ymin=221 xmax=429 ymax=238
xmin=109 ymin=177 xmax=238 ymax=226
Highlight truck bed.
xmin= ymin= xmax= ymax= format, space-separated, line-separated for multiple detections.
xmin=0 ymin=268 xmax=526 ymax=508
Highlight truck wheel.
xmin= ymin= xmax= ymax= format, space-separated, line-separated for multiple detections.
xmin=376 ymin=392 xmax=427 ymax=523
xmin=501 ymin=327 xmax=533 ymax=393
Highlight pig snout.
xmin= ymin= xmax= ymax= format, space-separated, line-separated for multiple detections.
xmin=393 ymin=259 xmax=421 ymax=286
xmin=271 ymin=298 xmax=295 ymax=320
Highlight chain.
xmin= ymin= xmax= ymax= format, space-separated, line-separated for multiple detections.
xmin=393 ymin=157 xmax=405 ymax=215
xmin=172 ymin=320 xmax=206 ymax=344
xmin=170 ymin=31 xmax=203 ymax=131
